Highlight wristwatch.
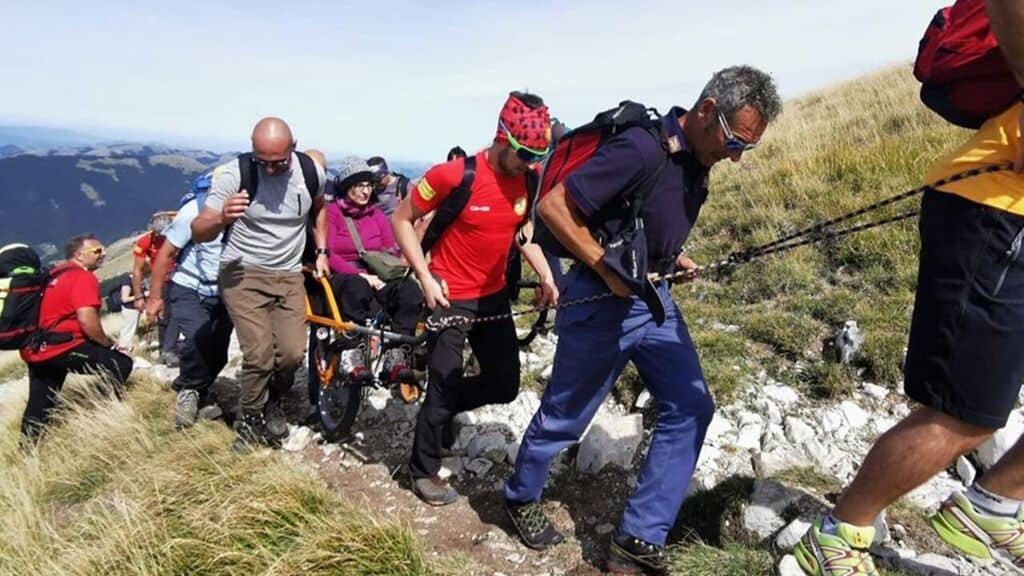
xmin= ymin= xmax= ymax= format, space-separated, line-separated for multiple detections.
xmin=315 ymin=248 xmax=329 ymax=256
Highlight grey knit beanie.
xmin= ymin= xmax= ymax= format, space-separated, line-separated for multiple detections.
xmin=335 ymin=156 xmax=375 ymax=193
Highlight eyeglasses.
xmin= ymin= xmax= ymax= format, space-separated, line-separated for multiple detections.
xmin=717 ymin=110 xmax=759 ymax=152
xmin=82 ymin=247 xmax=105 ymax=255
xmin=252 ymin=155 xmax=291 ymax=170
xmin=499 ymin=120 xmax=549 ymax=165
xmin=352 ymin=182 xmax=374 ymax=191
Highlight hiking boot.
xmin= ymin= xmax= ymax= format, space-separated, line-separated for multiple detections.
xmin=174 ymin=389 xmax=199 ymax=429
xmin=794 ymin=518 xmax=878 ymax=576
xmin=930 ymin=491 xmax=1024 ymax=573
xmin=607 ymin=530 xmax=667 ymax=575
xmin=232 ymin=411 xmax=282 ymax=452
xmin=263 ymin=398 xmax=289 ymax=441
xmin=506 ymin=499 xmax=564 ymax=550
xmin=160 ymin=350 xmax=180 ymax=368
xmin=383 ymin=347 xmax=419 ymax=402
xmin=411 ymin=474 xmax=458 ymax=506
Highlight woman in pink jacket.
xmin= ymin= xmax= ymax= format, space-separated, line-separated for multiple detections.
xmin=325 ymin=156 xmax=423 ymax=385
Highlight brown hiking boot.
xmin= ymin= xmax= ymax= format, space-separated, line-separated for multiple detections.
xmin=411 ymin=474 xmax=458 ymax=506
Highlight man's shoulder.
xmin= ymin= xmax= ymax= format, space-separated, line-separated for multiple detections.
xmin=211 ymin=159 xmax=242 ymax=188
xmin=51 ymin=263 xmax=95 ymax=290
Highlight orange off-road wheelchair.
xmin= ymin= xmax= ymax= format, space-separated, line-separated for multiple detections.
xmin=303 ymin=269 xmax=551 ymax=443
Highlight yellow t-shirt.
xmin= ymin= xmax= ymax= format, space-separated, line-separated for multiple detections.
xmin=925 ymin=102 xmax=1024 ymax=215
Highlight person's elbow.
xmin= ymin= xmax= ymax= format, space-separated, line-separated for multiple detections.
xmin=538 ymin=186 xmax=571 ymax=226
xmin=191 ymin=218 xmax=214 ymax=243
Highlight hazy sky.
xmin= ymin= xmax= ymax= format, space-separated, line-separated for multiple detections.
xmin=1 ymin=0 xmax=943 ymax=161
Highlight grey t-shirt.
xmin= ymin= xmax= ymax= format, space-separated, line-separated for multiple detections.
xmin=206 ymin=154 xmax=326 ymax=272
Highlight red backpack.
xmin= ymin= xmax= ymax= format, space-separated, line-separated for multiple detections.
xmin=913 ymin=0 xmax=1019 ymax=129
xmin=527 ymin=100 xmax=666 ymax=259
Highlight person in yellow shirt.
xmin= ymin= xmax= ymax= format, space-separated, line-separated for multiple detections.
xmin=796 ymin=4 xmax=1024 ymax=574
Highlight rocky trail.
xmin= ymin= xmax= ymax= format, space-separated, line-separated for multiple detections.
xmin=5 ymin=327 xmax=1022 ymax=575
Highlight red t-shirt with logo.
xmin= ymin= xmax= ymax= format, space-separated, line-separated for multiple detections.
xmin=20 ymin=262 xmax=101 ymax=363
xmin=412 ymin=151 xmax=530 ymax=300
xmin=133 ymin=232 xmax=173 ymax=277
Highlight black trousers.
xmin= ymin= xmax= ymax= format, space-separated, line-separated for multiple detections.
xmin=306 ymin=274 xmax=423 ymax=404
xmin=409 ymin=290 xmax=520 ymax=479
xmin=168 ymin=282 xmax=233 ymax=394
xmin=157 ymin=280 xmax=180 ymax=355
xmin=20 ymin=341 xmax=134 ymax=441
xmin=328 ymin=273 xmax=423 ymax=335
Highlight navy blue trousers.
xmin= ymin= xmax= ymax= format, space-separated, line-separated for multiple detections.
xmin=505 ymin=268 xmax=714 ymax=545
xmin=168 ymin=282 xmax=233 ymax=393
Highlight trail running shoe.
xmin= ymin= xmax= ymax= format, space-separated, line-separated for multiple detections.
xmin=930 ymin=491 xmax=1024 ymax=574
xmin=794 ymin=518 xmax=878 ymax=576
xmin=506 ymin=499 xmax=564 ymax=550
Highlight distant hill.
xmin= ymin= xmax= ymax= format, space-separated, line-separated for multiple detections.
xmin=0 ymin=147 xmax=227 ymax=252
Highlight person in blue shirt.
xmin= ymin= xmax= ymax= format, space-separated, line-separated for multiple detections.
xmin=146 ymin=173 xmax=232 ymax=429
xmin=503 ymin=66 xmax=782 ymax=574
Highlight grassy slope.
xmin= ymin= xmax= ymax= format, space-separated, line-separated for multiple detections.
xmin=677 ymin=64 xmax=967 ymax=403
xmin=0 ymin=65 xmax=966 ymax=575
xmin=0 ymin=375 xmax=438 ymax=576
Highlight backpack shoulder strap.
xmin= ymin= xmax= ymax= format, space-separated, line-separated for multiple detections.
xmin=237 ymin=153 xmax=258 ymax=200
xmin=396 ymin=174 xmax=411 ymax=199
xmin=625 ymin=125 xmax=670 ymax=219
xmin=295 ymin=151 xmax=319 ymax=202
xmin=420 ymin=156 xmax=477 ymax=254
xmin=515 ymin=169 xmax=540 ymax=246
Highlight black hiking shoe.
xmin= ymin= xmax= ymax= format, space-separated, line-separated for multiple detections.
xmin=263 ymin=398 xmax=289 ymax=441
xmin=410 ymin=474 xmax=459 ymax=506
xmin=232 ymin=411 xmax=282 ymax=452
xmin=506 ymin=499 xmax=564 ymax=550
xmin=607 ymin=530 xmax=667 ymax=575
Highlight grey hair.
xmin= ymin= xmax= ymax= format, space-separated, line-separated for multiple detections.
xmin=697 ymin=65 xmax=782 ymax=123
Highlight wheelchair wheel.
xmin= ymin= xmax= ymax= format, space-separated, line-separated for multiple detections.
xmin=314 ymin=348 xmax=361 ymax=443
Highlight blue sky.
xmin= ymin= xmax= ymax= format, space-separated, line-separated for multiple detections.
xmin=1 ymin=0 xmax=943 ymax=162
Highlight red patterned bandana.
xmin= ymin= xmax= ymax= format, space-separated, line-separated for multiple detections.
xmin=496 ymin=93 xmax=551 ymax=150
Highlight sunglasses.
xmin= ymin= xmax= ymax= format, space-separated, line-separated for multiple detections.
xmin=82 ymin=247 xmax=105 ymax=255
xmin=717 ymin=110 xmax=759 ymax=152
xmin=499 ymin=120 xmax=549 ymax=165
xmin=252 ymin=156 xmax=291 ymax=170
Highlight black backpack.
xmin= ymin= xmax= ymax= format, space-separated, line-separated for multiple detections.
xmin=105 ymin=286 xmax=123 ymax=313
xmin=0 ymin=244 xmax=73 ymax=350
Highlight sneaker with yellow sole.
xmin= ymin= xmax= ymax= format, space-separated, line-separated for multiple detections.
xmin=794 ymin=518 xmax=878 ymax=576
xmin=930 ymin=491 xmax=1024 ymax=574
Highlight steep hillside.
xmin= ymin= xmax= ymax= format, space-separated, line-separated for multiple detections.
xmin=677 ymin=63 xmax=969 ymax=402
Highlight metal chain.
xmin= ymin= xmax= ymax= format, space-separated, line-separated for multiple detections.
xmin=425 ymin=163 xmax=1014 ymax=331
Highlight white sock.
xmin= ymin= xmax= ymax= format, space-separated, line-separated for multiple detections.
xmin=966 ymin=483 xmax=1023 ymax=518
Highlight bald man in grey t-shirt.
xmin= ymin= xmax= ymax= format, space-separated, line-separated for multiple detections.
xmin=193 ymin=117 xmax=328 ymax=450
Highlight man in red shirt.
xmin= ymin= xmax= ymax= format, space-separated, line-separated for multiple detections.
xmin=392 ymin=91 xmax=558 ymax=505
xmin=131 ymin=212 xmax=179 ymax=366
xmin=19 ymin=234 xmax=133 ymax=443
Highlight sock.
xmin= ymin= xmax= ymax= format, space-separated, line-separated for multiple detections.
xmin=966 ymin=483 xmax=1023 ymax=518
xmin=821 ymin=513 xmax=840 ymax=535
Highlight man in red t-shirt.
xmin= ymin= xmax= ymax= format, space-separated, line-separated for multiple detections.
xmin=131 ymin=211 xmax=180 ymax=366
xmin=19 ymin=234 xmax=133 ymax=444
xmin=392 ymin=91 xmax=558 ymax=505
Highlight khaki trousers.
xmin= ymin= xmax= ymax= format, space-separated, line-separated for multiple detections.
xmin=220 ymin=264 xmax=306 ymax=413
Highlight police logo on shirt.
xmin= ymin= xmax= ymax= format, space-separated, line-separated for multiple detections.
xmin=417 ymin=180 xmax=436 ymax=202
xmin=513 ymin=196 xmax=527 ymax=216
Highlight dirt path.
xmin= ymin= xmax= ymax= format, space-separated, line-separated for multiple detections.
xmin=281 ymin=389 xmax=641 ymax=576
